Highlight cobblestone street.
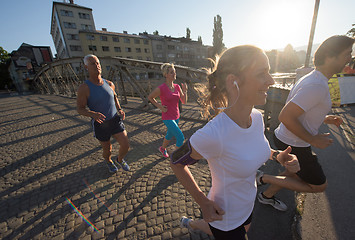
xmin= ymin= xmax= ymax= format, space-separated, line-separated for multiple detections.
xmin=0 ymin=94 xmax=213 ymax=240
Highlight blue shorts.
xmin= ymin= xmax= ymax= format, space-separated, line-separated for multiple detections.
xmin=93 ymin=114 xmax=125 ymax=142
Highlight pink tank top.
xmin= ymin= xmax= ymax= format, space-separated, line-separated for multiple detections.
xmin=158 ymin=83 xmax=181 ymax=120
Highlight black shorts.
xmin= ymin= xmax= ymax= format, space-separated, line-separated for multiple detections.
xmin=273 ymin=134 xmax=326 ymax=185
xmin=93 ymin=114 xmax=125 ymax=142
xmin=208 ymin=213 xmax=252 ymax=240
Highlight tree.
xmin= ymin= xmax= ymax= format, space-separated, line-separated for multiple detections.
xmin=186 ymin=28 xmax=191 ymax=39
xmin=212 ymin=15 xmax=225 ymax=57
xmin=198 ymin=36 xmax=202 ymax=44
xmin=0 ymin=46 xmax=12 ymax=90
xmin=347 ymin=24 xmax=355 ymax=37
xmin=153 ymin=30 xmax=159 ymax=35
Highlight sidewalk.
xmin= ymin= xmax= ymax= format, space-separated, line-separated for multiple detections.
xmin=0 ymin=93 xmax=353 ymax=239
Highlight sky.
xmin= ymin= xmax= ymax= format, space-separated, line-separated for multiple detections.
xmin=0 ymin=0 xmax=354 ymax=55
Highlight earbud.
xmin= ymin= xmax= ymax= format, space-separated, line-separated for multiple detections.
xmin=233 ymin=81 xmax=239 ymax=88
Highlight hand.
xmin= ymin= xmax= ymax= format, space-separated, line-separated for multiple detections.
xmin=276 ymin=146 xmax=300 ymax=173
xmin=160 ymin=105 xmax=168 ymax=113
xmin=310 ymin=133 xmax=333 ymax=149
xmin=118 ymin=109 xmax=125 ymax=120
xmin=92 ymin=112 xmax=106 ymax=124
xmin=324 ymin=115 xmax=343 ymax=127
xmin=200 ymin=199 xmax=225 ymax=223
xmin=181 ymin=83 xmax=188 ymax=93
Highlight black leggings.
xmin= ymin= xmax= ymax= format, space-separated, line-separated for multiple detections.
xmin=208 ymin=214 xmax=252 ymax=240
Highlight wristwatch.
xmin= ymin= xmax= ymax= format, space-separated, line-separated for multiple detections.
xmin=272 ymin=150 xmax=281 ymax=162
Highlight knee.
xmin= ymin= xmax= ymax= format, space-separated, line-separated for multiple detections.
xmin=310 ymin=181 xmax=327 ymax=192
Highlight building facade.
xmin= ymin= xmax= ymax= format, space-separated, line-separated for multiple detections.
xmin=51 ymin=1 xmax=95 ymax=59
xmin=9 ymin=43 xmax=53 ymax=93
xmin=140 ymin=33 xmax=209 ymax=69
xmin=50 ymin=1 xmax=210 ymax=75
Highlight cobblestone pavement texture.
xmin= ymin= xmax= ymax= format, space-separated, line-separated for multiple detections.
xmin=0 ymin=94 xmax=300 ymax=240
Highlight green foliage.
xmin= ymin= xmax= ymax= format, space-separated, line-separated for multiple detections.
xmin=186 ymin=27 xmax=191 ymax=39
xmin=153 ymin=30 xmax=159 ymax=35
xmin=0 ymin=46 xmax=10 ymax=63
xmin=212 ymin=15 xmax=225 ymax=57
xmin=346 ymin=24 xmax=355 ymax=37
xmin=0 ymin=46 xmax=13 ymax=89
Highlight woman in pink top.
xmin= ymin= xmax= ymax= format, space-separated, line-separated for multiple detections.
xmin=148 ymin=63 xmax=188 ymax=157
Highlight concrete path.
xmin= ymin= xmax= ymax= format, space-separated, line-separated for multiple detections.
xmin=0 ymin=93 xmax=353 ymax=240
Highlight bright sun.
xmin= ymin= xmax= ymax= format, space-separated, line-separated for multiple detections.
xmin=251 ymin=0 xmax=314 ymax=50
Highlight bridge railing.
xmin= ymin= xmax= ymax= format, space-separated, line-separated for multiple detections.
xmin=33 ymin=57 xmax=293 ymax=130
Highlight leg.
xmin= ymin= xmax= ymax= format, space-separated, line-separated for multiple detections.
xmin=112 ymin=130 xmax=130 ymax=163
xmin=262 ymin=172 xmax=327 ymax=195
xmin=161 ymin=137 xmax=171 ymax=149
xmin=99 ymin=140 xmax=113 ymax=162
xmin=163 ymin=119 xmax=185 ymax=148
xmin=188 ymin=219 xmax=213 ymax=236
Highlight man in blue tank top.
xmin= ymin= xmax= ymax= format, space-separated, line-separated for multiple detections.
xmin=77 ymin=54 xmax=130 ymax=173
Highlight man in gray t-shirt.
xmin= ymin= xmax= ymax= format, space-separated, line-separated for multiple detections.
xmin=258 ymin=35 xmax=354 ymax=211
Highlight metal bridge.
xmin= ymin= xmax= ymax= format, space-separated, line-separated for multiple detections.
xmin=33 ymin=57 xmax=293 ymax=129
xmin=33 ymin=57 xmax=207 ymax=109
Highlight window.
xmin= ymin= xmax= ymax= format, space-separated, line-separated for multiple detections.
xmin=78 ymin=12 xmax=90 ymax=19
xmin=168 ymin=53 xmax=176 ymax=58
xmin=88 ymin=45 xmax=97 ymax=51
xmin=136 ymin=48 xmax=141 ymax=53
xmin=156 ymin=45 xmax=162 ymax=50
xmin=70 ymin=45 xmax=82 ymax=51
xmin=125 ymin=47 xmax=131 ymax=52
xmin=184 ymin=47 xmax=189 ymax=51
xmin=112 ymin=37 xmax=119 ymax=42
xmin=114 ymin=47 xmax=121 ymax=52
xmin=138 ymin=56 xmax=143 ymax=60
xmin=81 ymin=24 xmax=93 ymax=31
xmin=157 ymin=53 xmax=163 ymax=58
xmin=67 ymin=34 xmax=79 ymax=40
xmin=64 ymin=22 xmax=76 ymax=29
xmin=144 ymin=48 xmax=150 ymax=53
xmin=168 ymin=45 xmax=175 ymax=50
xmin=102 ymin=46 xmax=110 ymax=51
xmin=60 ymin=10 xmax=73 ymax=17
xmin=134 ymin=39 xmax=140 ymax=44
xmin=100 ymin=36 xmax=108 ymax=41
xmin=143 ymin=39 xmax=149 ymax=45
xmin=146 ymin=57 xmax=151 ymax=61
xmin=124 ymin=38 xmax=130 ymax=43
xmin=86 ymin=34 xmax=95 ymax=40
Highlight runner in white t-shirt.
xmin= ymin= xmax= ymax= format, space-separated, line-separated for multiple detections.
xmin=257 ymin=35 xmax=354 ymax=211
xmin=170 ymin=46 xmax=300 ymax=240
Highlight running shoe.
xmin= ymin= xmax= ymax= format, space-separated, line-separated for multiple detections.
xmin=257 ymin=192 xmax=288 ymax=211
xmin=106 ymin=161 xmax=118 ymax=173
xmin=180 ymin=216 xmax=193 ymax=231
xmin=116 ymin=158 xmax=130 ymax=171
xmin=159 ymin=146 xmax=169 ymax=158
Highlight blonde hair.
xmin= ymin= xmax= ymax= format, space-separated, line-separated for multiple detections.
xmin=196 ymin=45 xmax=264 ymax=119
xmin=161 ymin=63 xmax=175 ymax=77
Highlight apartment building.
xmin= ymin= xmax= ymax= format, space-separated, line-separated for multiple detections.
xmin=50 ymin=0 xmax=210 ymax=75
xmin=140 ymin=33 xmax=210 ymax=69
xmin=51 ymin=1 xmax=95 ymax=59
xmin=9 ymin=43 xmax=53 ymax=93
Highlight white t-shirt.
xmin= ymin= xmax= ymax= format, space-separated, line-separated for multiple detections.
xmin=275 ymin=70 xmax=332 ymax=147
xmin=190 ymin=109 xmax=270 ymax=231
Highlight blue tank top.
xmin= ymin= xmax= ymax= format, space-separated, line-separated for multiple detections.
xmin=85 ymin=79 xmax=117 ymax=120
